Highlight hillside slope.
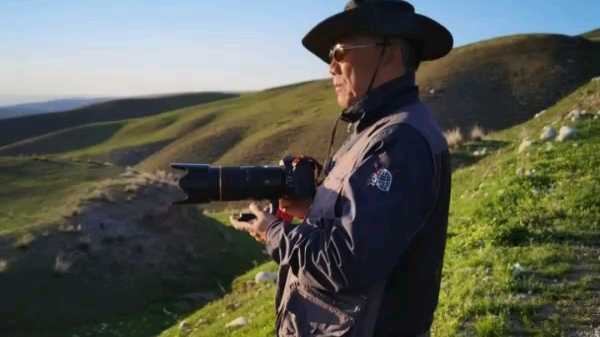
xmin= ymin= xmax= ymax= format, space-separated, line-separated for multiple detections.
xmin=417 ymin=33 xmax=600 ymax=130
xmin=582 ymin=28 xmax=600 ymax=40
xmin=0 ymin=98 xmax=109 ymax=120
xmin=155 ymin=78 xmax=600 ymax=336
xmin=1 ymin=33 xmax=598 ymax=175
xmin=0 ymin=91 xmax=239 ymax=148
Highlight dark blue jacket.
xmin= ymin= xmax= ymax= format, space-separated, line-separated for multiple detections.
xmin=265 ymin=74 xmax=452 ymax=336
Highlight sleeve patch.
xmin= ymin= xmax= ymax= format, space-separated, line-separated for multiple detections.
xmin=367 ymin=168 xmax=393 ymax=192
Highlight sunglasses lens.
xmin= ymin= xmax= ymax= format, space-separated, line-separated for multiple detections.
xmin=329 ymin=45 xmax=345 ymax=62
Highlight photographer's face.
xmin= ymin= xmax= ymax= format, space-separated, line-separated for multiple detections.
xmin=329 ymin=35 xmax=386 ymax=108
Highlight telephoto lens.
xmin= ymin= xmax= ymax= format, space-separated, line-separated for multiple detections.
xmin=170 ymin=163 xmax=287 ymax=204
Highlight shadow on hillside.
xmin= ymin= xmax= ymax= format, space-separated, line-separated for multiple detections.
xmin=0 ymin=123 xmax=126 ymax=157
xmin=0 ymin=209 xmax=269 ymax=337
xmin=450 ymin=139 xmax=511 ymax=171
xmin=83 ymin=139 xmax=174 ymax=167
xmin=141 ymin=124 xmax=250 ymax=173
xmin=421 ymin=35 xmax=600 ymax=132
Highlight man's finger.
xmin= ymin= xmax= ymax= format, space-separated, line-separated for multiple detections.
xmin=229 ymin=215 xmax=254 ymax=231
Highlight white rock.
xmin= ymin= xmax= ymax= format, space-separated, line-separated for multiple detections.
xmin=534 ymin=110 xmax=546 ymax=118
xmin=566 ymin=109 xmax=581 ymax=121
xmin=556 ymin=126 xmax=577 ymax=141
xmin=516 ymin=167 xmax=524 ymax=176
xmin=518 ymin=139 xmax=533 ymax=153
xmin=226 ymin=317 xmax=248 ymax=328
xmin=540 ymin=126 xmax=557 ymax=140
xmin=255 ymin=271 xmax=277 ymax=283
xmin=512 ymin=263 xmax=526 ymax=275
xmin=473 ymin=147 xmax=488 ymax=156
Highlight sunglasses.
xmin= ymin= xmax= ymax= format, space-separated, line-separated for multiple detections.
xmin=328 ymin=42 xmax=390 ymax=62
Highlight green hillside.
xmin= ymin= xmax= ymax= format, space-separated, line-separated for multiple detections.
xmin=0 ymin=33 xmax=599 ymax=172
xmin=582 ymin=28 xmax=600 ymax=40
xmin=150 ymin=79 xmax=600 ymax=336
xmin=0 ymin=157 xmax=121 ymax=234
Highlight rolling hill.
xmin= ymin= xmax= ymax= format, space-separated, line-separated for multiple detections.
xmin=0 ymin=91 xmax=240 ymax=148
xmin=0 ymin=33 xmax=598 ymax=174
xmin=0 ymin=98 xmax=110 ymax=119
xmin=582 ymin=28 xmax=600 ymax=40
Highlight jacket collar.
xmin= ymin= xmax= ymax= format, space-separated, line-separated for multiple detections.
xmin=339 ymin=73 xmax=420 ymax=132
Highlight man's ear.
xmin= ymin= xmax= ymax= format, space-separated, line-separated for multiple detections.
xmin=382 ymin=44 xmax=403 ymax=69
xmin=381 ymin=44 xmax=404 ymax=72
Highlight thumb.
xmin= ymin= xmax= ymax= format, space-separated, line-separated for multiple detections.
xmin=249 ymin=203 xmax=263 ymax=215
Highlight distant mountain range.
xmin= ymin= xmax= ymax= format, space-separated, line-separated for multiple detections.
xmin=0 ymin=98 xmax=111 ymax=120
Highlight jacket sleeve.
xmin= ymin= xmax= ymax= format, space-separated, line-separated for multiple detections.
xmin=264 ymin=125 xmax=437 ymax=294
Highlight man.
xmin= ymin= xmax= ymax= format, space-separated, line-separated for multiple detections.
xmin=230 ymin=0 xmax=453 ymax=336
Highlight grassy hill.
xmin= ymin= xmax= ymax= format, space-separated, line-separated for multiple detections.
xmin=0 ymin=91 xmax=240 ymax=148
xmin=0 ymin=157 xmax=121 ymax=234
xmin=0 ymin=97 xmax=110 ymax=120
xmin=0 ymin=33 xmax=599 ymax=174
xmin=582 ymin=28 xmax=600 ymax=40
xmin=152 ymin=75 xmax=600 ymax=337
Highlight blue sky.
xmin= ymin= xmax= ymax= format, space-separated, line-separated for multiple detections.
xmin=0 ymin=0 xmax=598 ymax=105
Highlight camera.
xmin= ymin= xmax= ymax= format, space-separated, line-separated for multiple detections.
xmin=170 ymin=155 xmax=321 ymax=206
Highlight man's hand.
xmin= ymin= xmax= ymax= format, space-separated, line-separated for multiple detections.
xmin=230 ymin=203 xmax=278 ymax=243
xmin=278 ymin=197 xmax=313 ymax=219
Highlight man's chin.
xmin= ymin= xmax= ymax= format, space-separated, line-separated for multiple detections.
xmin=336 ymin=96 xmax=350 ymax=109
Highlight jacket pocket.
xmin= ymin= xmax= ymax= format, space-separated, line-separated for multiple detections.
xmin=278 ymin=283 xmax=365 ymax=337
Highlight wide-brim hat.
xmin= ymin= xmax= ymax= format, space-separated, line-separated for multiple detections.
xmin=302 ymin=0 xmax=454 ymax=64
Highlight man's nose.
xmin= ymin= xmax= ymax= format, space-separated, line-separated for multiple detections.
xmin=329 ymin=59 xmax=341 ymax=75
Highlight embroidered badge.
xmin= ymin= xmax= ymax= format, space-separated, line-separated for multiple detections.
xmin=367 ymin=168 xmax=393 ymax=192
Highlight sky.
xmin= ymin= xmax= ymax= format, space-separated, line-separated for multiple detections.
xmin=0 ymin=0 xmax=599 ymax=106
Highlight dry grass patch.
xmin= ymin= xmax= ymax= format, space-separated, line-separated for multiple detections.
xmin=470 ymin=124 xmax=486 ymax=141
xmin=15 ymin=232 xmax=35 ymax=250
xmin=0 ymin=259 xmax=8 ymax=272
xmin=445 ymin=128 xmax=464 ymax=149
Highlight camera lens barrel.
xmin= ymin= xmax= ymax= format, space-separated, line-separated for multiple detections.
xmin=171 ymin=163 xmax=286 ymax=204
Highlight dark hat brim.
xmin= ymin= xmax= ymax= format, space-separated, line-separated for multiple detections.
xmin=302 ymin=6 xmax=453 ymax=64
